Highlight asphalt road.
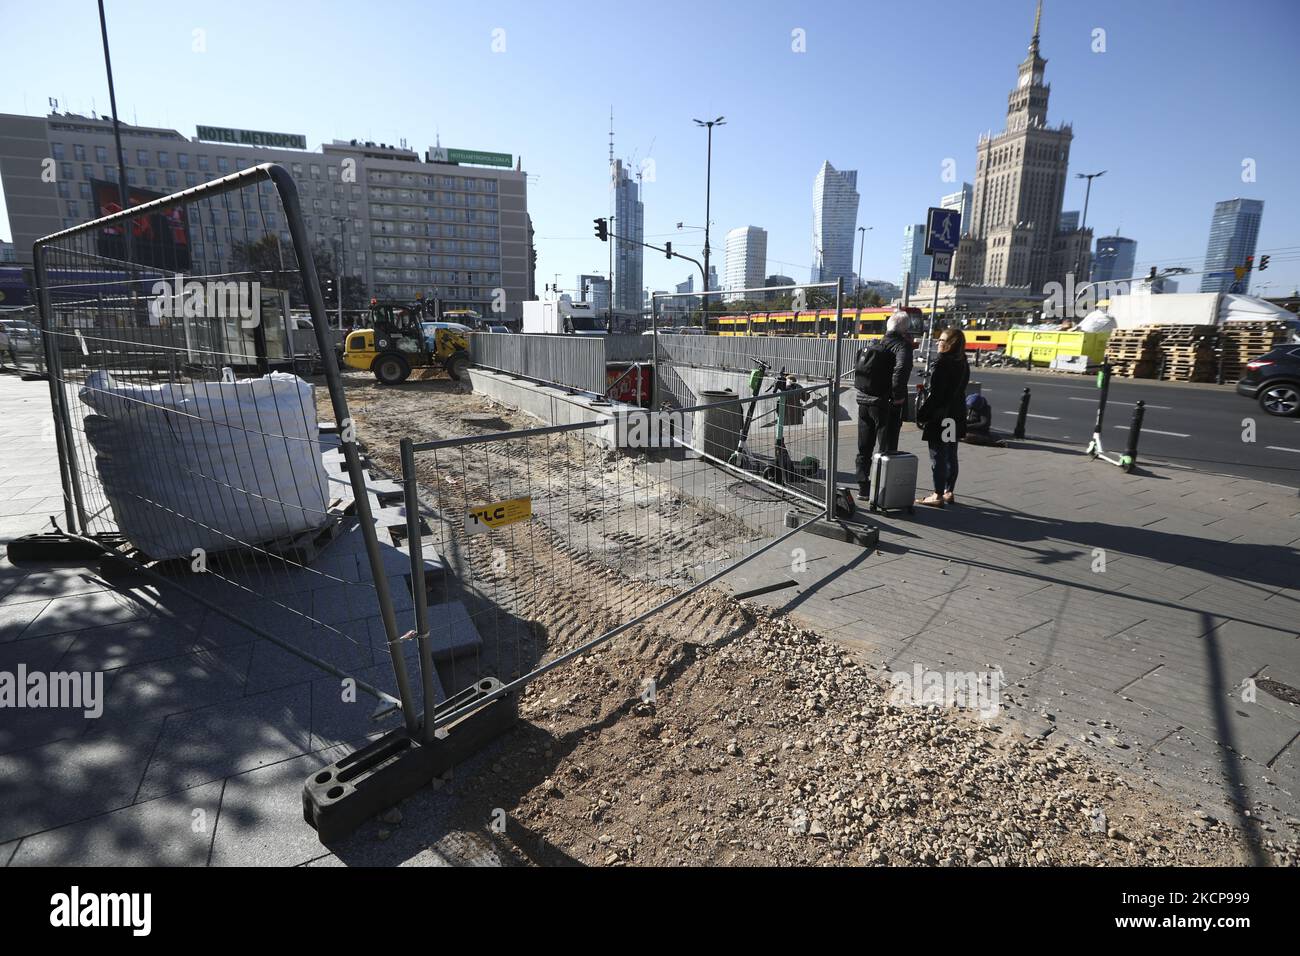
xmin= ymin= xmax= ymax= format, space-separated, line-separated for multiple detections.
xmin=961 ymin=366 xmax=1300 ymax=490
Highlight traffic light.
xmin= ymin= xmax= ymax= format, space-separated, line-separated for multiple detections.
xmin=1259 ymin=255 xmax=1270 ymax=271
xmin=664 ymin=241 xmax=673 ymax=259
xmin=594 ymin=218 xmax=608 ymax=242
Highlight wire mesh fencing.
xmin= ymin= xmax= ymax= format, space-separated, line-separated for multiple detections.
xmin=26 ymin=163 xmax=424 ymax=725
xmin=401 ymin=383 xmax=837 ymax=732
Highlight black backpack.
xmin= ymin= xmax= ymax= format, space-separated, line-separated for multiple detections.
xmin=854 ymin=341 xmax=895 ymax=397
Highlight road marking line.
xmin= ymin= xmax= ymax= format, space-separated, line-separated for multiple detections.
xmin=1114 ymin=426 xmax=1189 ymax=438
xmin=1265 ymin=445 xmax=1300 ymax=453
xmin=1070 ymin=397 xmax=1172 ymax=409
xmin=1003 ymin=411 xmax=1060 ymax=420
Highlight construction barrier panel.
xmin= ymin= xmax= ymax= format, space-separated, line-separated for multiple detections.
xmin=21 ymin=163 xmax=431 ymax=740
xmin=398 ymin=378 xmax=844 ymax=739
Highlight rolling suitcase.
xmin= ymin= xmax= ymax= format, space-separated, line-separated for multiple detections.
xmin=869 ymin=451 xmax=917 ymax=514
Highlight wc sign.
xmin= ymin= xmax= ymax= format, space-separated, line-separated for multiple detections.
xmin=465 ymin=496 xmax=532 ymax=534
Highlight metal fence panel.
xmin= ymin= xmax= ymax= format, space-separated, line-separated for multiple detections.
xmin=604 ymin=334 xmax=653 ymax=363
xmin=402 ymin=383 xmax=834 ymax=733
xmin=26 ymin=164 xmax=425 ymax=732
xmin=469 ymin=332 xmax=607 ymax=394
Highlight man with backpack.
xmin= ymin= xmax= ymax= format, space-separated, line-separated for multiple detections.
xmin=854 ymin=311 xmax=914 ymax=496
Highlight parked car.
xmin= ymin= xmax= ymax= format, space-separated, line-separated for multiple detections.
xmin=1236 ymin=345 xmax=1300 ymax=416
xmin=0 ymin=318 xmax=42 ymax=358
xmin=486 ymin=324 xmax=510 ymax=334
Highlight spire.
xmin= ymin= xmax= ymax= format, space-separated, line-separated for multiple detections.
xmin=1029 ymin=0 xmax=1042 ymax=54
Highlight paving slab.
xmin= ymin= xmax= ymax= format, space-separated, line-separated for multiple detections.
xmin=208 ymin=745 xmax=351 ymax=867
xmin=0 ymin=719 xmax=165 ymax=845
xmin=136 ymin=683 xmax=314 ymax=801
xmin=9 ymin=780 xmax=223 ymax=866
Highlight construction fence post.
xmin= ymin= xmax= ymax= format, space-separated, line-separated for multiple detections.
xmin=825 ymin=278 xmax=844 ymax=519
xmin=400 ymin=437 xmax=437 ymax=743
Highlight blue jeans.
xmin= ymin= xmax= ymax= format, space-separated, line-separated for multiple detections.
xmin=928 ymin=439 xmax=959 ymax=495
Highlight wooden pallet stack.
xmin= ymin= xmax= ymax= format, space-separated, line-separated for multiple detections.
xmin=1103 ymin=326 xmax=1161 ymax=378
xmin=1157 ymin=324 xmax=1219 ymax=382
xmin=1218 ymin=322 xmax=1290 ymax=382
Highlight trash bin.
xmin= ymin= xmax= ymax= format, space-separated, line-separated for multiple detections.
xmin=699 ymin=388 xmax=741 ymax=461
xmin=779 ymin=381 xmax=805 ymax=426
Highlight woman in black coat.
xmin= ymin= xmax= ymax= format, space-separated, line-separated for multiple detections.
xmin=916 ymin=327 xmax=970 ymax=507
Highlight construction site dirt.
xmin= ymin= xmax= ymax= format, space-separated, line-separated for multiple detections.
xmin=318 ymin=371 xmax=1283 ymax=867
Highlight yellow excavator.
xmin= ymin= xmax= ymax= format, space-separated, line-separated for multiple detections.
xmin=342 ymin=298 xmax=470 ymax=385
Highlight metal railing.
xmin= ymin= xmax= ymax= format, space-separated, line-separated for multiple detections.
xmin=468 ymin=331 xmax=651 ymax=397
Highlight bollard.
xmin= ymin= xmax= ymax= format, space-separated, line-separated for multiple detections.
xmin=1013 ymin=386 xmax=1031 ymax=439
xmin=1122 ymin=400 xmax=1145 ymax=473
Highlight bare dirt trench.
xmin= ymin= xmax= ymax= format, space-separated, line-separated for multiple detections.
xmin=317 ymin=371 xmax=1288 ymax=867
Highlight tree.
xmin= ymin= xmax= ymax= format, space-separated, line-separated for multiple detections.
xmin=231 ymin=235 xmax=289 ymax=293
xmin=311 ymin=240 xmax=367 ymax=311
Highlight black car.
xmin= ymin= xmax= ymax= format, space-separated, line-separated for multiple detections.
xmin=1236 ymin=344 xmax=1300 ymax=416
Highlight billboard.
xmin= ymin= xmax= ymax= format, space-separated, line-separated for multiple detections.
xmin=91 ymin=181 xmax=192 ymax=271
xmin=426 ymin=147 xmax=512 ymax=167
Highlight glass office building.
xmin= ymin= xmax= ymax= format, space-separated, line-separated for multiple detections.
xmin=1092 ymin=235 xmax=1137 ymax=286
xmin=1200 ymin=198 xmax=1264 ymax=293
xmin=811 ymin=161 xmax=859 ymax=284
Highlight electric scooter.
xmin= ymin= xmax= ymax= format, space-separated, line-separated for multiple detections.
xmin=1084 ymin=361 xmax=1136 ymax=472
xmin=763 ymin=370 xmax=820 ymax=485
xmin=727 ymin=358 xmax=771 ymax=470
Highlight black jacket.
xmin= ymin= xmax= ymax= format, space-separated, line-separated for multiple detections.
xmin=918 ymin=351 xmax=970 ymax=443
xmin=854 ymin=331 xmax=914 ymax=406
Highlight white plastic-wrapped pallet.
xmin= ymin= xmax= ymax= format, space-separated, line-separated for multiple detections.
xmin=78 ymin=370 xmax=331 ymax=560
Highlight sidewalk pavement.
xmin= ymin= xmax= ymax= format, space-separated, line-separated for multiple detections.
xmin=721 ymin=415 xmax=1300 ymax=847
xmin=0 ymin=373 xmax=506 ymax=867
xmin=2 ymin=367 xmax=1296 ymax=864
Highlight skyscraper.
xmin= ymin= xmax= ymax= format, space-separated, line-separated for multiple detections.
xmin=940 ymin=183 xmax=973 ymax=237
xmin=1092 ymin=236 xmax=1137 ymax=286
xmin=1200 ymin=198 xmax=1264 ymax=293
xmin=724 ymin=226 xmax=768 ymax=302
xmin=901 ymin=224 xmax=932 ymax=297
xmin=952 ymin=1 xmax=1090 ymax=292
xmin=611 ymin=158 xmax=644 ymax=312
xmin=577 ymin=273 xmax=611 ymax=313
xmin=1059 ymin=211 xmax=1080 ymax=233
xmin=811 ymin=161 xmax=859 ymax=284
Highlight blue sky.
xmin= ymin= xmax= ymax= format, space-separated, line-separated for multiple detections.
xmin=3 ymin=0 xmax=1299 ymax=295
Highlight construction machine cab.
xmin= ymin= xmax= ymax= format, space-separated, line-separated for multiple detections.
xmin=342 ymin=297 xmax=471 ymax=385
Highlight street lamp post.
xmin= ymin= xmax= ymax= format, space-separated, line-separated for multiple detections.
xmin=856 ymin=225 xmax=872 ymax=307
xmin=693 ymin=116 xmax=725 ymax=331
xmin=96 ymin=0 xmax=132 ymax=265
xmin=1075 ymin=170 xmax=1106 ymax=284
